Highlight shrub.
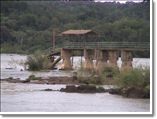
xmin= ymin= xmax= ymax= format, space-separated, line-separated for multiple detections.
xmin=25 ymin=51 xmax=51 ymax=71
xmin=101 ymin=66 xmax=119 ymax=78
xmin=117 ymin=68 xmax=150 ymax=89
xmin=77 ymin=68 xmax=102 ymax=84
xmin=77 ymin=66 xmax=119 ymax=85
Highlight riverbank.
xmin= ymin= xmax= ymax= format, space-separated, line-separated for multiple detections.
xmin=1 ymin=76 xmax=79 ymax=85
xmin=1 ymin=76 xmax=150 ymax=98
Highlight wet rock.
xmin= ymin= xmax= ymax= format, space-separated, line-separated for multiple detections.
xmin=60 ymin=85 xmax=106 ymax=93
xmin=107 ymin=86 xmax=150 ymax=98
xmin=106 ymin=87 xmax=149 ymax=98
xmin=60 ymin=85 xmax=77 ymax=92
xmin=22 ymin=79 xmax=30 ymax=83
xmin=108 ymin=88 xmax=121 ymax=95
xmin=1 ymin=76 xmax=80 ymax=85
xmin=77 ymin=84 xmax=97 ymax=92
xmin=96 ymin=86 xmax=106 ymax=92
xmin=1 ymin=77 xmax=13 ymax=81
xmin=1 ymin=77 xmax=22 ymax=83
xmin=72 ymin=71 xmax=77 ymax=80
xmin=144 ymin=91 xmax=150 ymax=98
xmin=43 ymin=88 xmax=53 ymax=91
xmin=121 ymin=87 xmax=149 ymax=98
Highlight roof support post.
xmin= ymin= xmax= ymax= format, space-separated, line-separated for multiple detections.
xmin=95 ymin=50 xmax=109 ymax=73
xmin=60 ymin=49 xmax=72 ymax=70
xmin=84 ymin=49 xmax=94 ymax=71
xmin=121 ymin=50 xmax=133 ymax=71
xmin=108 ymin=50 xmax=119 ymax=67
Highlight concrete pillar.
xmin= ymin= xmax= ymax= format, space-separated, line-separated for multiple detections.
xmin=84 ymin=49 xmax=94 ymax=70
xmin=121 ymin=50 xmax=133 ymax=70
xmin=95 ymin=50 xmax=108 ymax=73
xmin=61 ymin=49 xmax=72 ymax=70
xmin=108 ymin=50 xmax=118 ymax=67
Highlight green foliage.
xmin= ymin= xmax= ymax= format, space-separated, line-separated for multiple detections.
xmin=1 ymin=1 xmax=150 ymax=57
xmin=77 ymin=67 xmax=102 ymax=84
xmin=78 ymin=75 xmax=102 ymax=85
xmin=1 ymin=43 xmax=26 ymax=54
xmin=25 ymin=51 xmax=51 ymax=71
xmin=144 ymin=84 xmax=150 ymax=94
xmin=99 ymin=66 xmax=120 ymax=82
xmin=117 ymin=68 xmax=150 ymax=88
xmin=77 ymin=66 xmax=119 ymax=85
xmin=27 ymin=75 xmax=42 ymax=80
xmin=77 ymin=65 xmax=150 ymax=87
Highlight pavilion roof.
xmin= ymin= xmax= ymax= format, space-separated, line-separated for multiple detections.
xmin=61 ymin=29 xmax=97 ymax=36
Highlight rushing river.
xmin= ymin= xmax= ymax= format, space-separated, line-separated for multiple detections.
xmin=0 ymin=54 xmax=150 ymax=112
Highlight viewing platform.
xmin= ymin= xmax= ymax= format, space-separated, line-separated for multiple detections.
xmin=62 ymin=41 xmax=150 ymax=51
xmin=50 ymin=29 xmax=150 ymax=71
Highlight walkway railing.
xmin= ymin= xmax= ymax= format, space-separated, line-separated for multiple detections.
xmin=61 ymin=42 xmax=150 ymax=50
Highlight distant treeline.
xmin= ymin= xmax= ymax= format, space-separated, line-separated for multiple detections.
xmin=1 ymin=1 xmax=150 ymax=57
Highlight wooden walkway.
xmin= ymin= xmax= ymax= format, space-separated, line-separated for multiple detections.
xmin=61 ymin=42 xmax=150 ymax=51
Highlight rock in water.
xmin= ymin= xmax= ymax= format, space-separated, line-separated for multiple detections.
xmin=108 ymin=88 xmax=121 ymax=95
xmin=60 ymin=85 xmax=77 ymax=92
xmin=60 ymin=85 xmax=106 ymax=93
xmin=43 ymin=89 xmax=53 ymax=91
xmin=22 ymin=79 xmax=30 ymax=83
xmin=122 ymin=87 xmax=148 ymax=98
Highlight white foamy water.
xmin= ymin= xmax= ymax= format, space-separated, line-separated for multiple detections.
xmin=0 ymin=54 xmax=150 ymax=80
xmin=0 ymin=54 xmax=73 ymax=80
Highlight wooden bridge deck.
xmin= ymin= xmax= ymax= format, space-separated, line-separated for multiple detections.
xmin=60 ymin=42 xmax=150 ymax=51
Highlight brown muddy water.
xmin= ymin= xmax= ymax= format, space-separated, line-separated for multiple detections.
xmin=0 ymin=54 xmax=150 ymax=112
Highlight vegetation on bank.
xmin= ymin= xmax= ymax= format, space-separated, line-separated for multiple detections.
xmin=117 ymin=68 xmax=149 ymax=88
xmin=78 ymin=66 xmax=120 ymax=85
xmin=77 ymin=66 xmax=150 ymax=97
xmin=27 ymin=75 xmax=41 ymax=80
xmin=25 ymin=51 xmax=51 ymax=71
xmin=117 ymin=68 xmax=150 ymax=97
xmin=1 ymin=1 xmax=150 ymax=57
xmin=78 ymin=66 xmax=149 ymax=85
xmin=21 ymin=65 xmax=150 ymax=98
